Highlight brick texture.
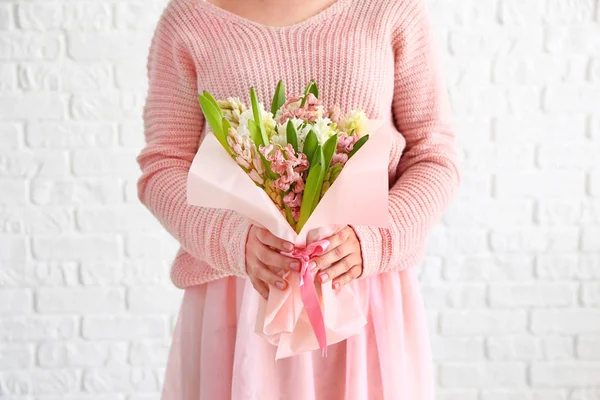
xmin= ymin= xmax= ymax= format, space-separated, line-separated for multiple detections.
xmin=0 ymin=0 xmax=599 ymax=397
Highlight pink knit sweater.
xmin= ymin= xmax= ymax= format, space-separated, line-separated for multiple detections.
xmin=136 ymin=0 xmax=460 ymax=289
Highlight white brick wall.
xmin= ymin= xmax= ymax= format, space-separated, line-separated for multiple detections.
xmin=0 ymin=0 xmax=598 ymax=398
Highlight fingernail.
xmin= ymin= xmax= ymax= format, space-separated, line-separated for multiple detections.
xmin=283 ymin=242 xmax=294 ymax=251
xmin=290 ymin=261 xmax=300 ymax=271
xmin=320 ymin=273 xmax=329 ymax=283
xmin=309 ymin=261 xmax=317 ymax=270
xmin=276 ymin=281 xmax=286 ymax=290
xmin=333 ymin=282 xmax=340 ymax=291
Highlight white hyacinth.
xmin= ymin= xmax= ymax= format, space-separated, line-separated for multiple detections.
xmin=270 ymin=131 xmax=288 ymax=148
xmin=296 ymin=121 xmax=314 ymax=153
xmin=236 ymin=108 xmax=253 ymax=137
xmin=340 ymin=109 xmax=368 ymax=136
xmin=273 ymin=117 xmax=313 ymax=152
xmin=311 ymin=116 xmax=335 ymax=145
xmin=237 ymin=102 xmax=276 ymax=137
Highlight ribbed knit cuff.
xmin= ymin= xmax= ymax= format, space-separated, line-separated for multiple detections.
xmin=232 ymin=218 xmax=252 ymax=278
xmin=350 ymin=225 xmax=383 ymax=278
xmin=186 ymin=210 xmax=252 ymax=279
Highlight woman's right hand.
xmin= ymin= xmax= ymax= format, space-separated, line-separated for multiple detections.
xmin=245 ymin=226 xmax=300 ymax=299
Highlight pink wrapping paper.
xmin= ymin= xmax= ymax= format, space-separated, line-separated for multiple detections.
xmin=187 ymin=119 xmax=394 ymax=359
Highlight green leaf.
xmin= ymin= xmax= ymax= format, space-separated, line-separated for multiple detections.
xmin=203 ymin=91 xmax=221 ymax=113
xmin=248 ymin=120 xmax=261 ymax=148
xmin=308 ymin=80 xmax=318 ymax=99
xmin=303 ymin=79 xmax=318 ymax=98
xmin=250 ymin=87 xmax=269 ymax=146
xmin=299 ymin=80 xmax=312 ymax=107
xmin=303 ymin=129 xmax=318 ymax=164
xmin=296 ymin=150 xmax=324 ymax=233
xmin=286 ymin=120 xmax=298 ymax=153
xmin=271 ymin=80 xmax=286 ymax=115
xmin=310 ymin=147 xmax=326 ymax=213
xmin=284 ymin=205 xmax=296 ymax=229
xmin=250 ymin=120 xmax=278 ymax=180
xmin=348 ymin=135 xmax=369 ymax=159
xmin=220 ymin=117 xmax=233 ymax=154
xmin=322 ymin=134 xmax=338 ymax=170
xmin=299 ymin=80 xmax=319 ymax=108
xmin=198 ymin=94 xmax=227 ymax=148
xmin=221 ymin=117 xmax=231 ymax=131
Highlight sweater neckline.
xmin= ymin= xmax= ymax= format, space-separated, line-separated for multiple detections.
xmin=193 ymin=0 xmax=352 ymax=32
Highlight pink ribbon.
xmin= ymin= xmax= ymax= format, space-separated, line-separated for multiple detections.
xmin=282 ymin=240 xmax=330 ymax=357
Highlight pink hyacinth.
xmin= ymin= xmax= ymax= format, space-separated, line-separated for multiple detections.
xmin=327 ymin=103 xmax=342 ymax=124
xmin=227 ymin=128 xmax=266 ymax=188
xmin=331 ymin=153 xmax=348 ymax=166
xmin=248 ymin=170 xmax=264 ymax=185
xmin=291 ymin=207 xmax=300 ymax=222
xmin=278 ymin=93 xmax=324 ymax=124
xmin=261 ymin=143 xmax=308 ymax=196
xmin=283 ymin=191 xmax=302 ymax=208
xmin=281 ymin=96 xmax=302 ymax=109
xmin=252 ymin=153 xmax=265 ymax=175
xmin=227 ymin=135 xmax=242 ymax=155
xmin=273 ymin=174 xmax=294 ymax=191
xmin=293 ymin=177 xmax=305 ymax=193
xmin=283 ymin=145 xmax=309 ymax=172
xmin=261 ymin=145 xmax=285 ymax=175
xmin=261 ymin=144 xmax=274 ymax=155
xmin=235 ymin=156 xmax=251 ymax=170
xmin=337 ymin=132 xmax=357 ymax=154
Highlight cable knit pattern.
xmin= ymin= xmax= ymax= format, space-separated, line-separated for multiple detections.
xmin=136 ymin=0 xmax=460 ymax=288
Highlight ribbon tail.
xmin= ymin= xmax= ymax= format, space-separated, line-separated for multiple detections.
xmin=299 ymin=269 xmax=327 ymax=357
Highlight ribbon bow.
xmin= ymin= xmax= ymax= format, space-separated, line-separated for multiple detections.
xmin=282 ymin=240 xmax=330 ymax=357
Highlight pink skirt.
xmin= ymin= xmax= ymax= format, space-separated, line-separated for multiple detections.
xmin=161 ymin=269 xmax=434 ymax=400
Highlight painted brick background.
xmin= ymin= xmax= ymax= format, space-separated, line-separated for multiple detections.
xmin=0 ymin=0 xmax=599 ymax=398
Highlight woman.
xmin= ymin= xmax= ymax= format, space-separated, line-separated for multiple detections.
xmin=136 ymin=0 xmax=460 ymax=398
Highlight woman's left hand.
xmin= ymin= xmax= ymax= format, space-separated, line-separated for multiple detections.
xmin=311 ymin=226 xmax=363 ymax=290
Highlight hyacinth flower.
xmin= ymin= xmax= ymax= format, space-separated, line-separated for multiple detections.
xmin=326 ymin=103 xmax=342 ymax=124
xmin=339 ymin=109 xmax=369 ymax=137
xmin=227 ymin=128 xmax=266 ymax=187
xmin=276 ymin=80 xmax=323 ymax=125
xmin=197 ymin=79 xmax=371 ymax=232
xmin=261 ymin=143 xmax=308 ymax=227
xmin=337 ymin=132 xmax=357 ymax=154
xmin=217 ymin=97 xmax=246 ymax=128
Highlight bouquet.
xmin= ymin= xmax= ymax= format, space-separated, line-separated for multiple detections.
xmin=187 ymin=80 xmax=395 ymax=359
xmin=197 ymin=80 xmax=371 ymax=233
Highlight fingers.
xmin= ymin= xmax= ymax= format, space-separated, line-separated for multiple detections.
xmin=249 ymin=261 xmax=289 ymax=299
xmin=321 ymin=227 xmax=351 ymax=252
xmin=247 ymin=226 xmax=293 ymax=299
xmin=332 ymin=265 xmax=362 ymax=289
xmin=311 ymin=241 xmax=352 ymax=271
xmin=256 ymin=243 xmax=300 ymax=272
xmin=311 ymin=226 xmax=363 ymax=289
xmin=255 ymin=262 xmax=288 ymax=290
xmin=317 ymin=253 xmax=361 ymax=284
xmin=268 ymin=265 xmax=291 ymax=279
xmin=255 ymin=227 xmax=295 ymax=252
xmin=310 ymin=227 xmax=354 ymax=271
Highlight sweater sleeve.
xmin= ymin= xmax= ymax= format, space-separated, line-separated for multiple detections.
xmin=353 ymin=0 xmax=461 ymax=277
xmin=136 ymin=7 xmax=251 ymax=278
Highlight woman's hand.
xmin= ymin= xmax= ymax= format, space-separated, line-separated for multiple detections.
xmin=311 ymin=226 xmax=363 ymax=290
xmin=245 ymin=226 xmax=300 ymax=299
